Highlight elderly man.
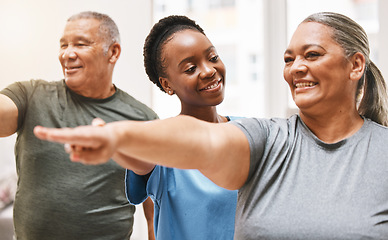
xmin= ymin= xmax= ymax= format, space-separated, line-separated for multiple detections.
xmin=0 ymin=11 xmax=157 ymax=240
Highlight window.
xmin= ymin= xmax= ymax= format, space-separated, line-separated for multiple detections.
xmin=209 ymin=0 xmax=236 ymax=9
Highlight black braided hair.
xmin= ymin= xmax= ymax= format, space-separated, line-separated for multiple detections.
xmin=143 ymin=15 xmax=205 ymax=92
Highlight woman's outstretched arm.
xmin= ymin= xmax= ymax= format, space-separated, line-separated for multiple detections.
xmin=34 ymin=115 xmax=250 ymax=190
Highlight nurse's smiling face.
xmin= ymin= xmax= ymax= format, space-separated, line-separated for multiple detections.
xmin=159 ymin=29 xmax=226 ymax=110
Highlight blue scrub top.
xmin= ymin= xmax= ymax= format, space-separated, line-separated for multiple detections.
xmin=125 ymin=117 xmax=241 ymax=240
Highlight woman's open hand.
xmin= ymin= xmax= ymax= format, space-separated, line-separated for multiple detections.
xmin=34 ymin=118 xmax=118 ymax=165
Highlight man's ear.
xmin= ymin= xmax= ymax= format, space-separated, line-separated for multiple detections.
xmin=108 ymin=43 xmax=121 ymax=63
xmin=159 ymin=77 xmax=174 ymax=95
xmin=349 ymin=52 xmax=366 ymax=81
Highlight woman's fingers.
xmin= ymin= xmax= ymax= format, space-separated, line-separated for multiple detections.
xmin=34 ymin=125 xmax=100 ymax=147
xmin=92 ymin=118 xmax=106 ymax=127
xmin=34 ymin=123 xmax=116 ymax=165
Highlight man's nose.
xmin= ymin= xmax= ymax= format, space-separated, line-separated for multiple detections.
xmin=60 ymin=46 xmax=77 ymax=60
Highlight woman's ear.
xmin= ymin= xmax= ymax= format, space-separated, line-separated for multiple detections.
xmin=349 ymin=52 xmax=366 ymax=81
xmin=108 ymin=43 xmax=121 ymax=64
xmin=159 ymin=77 xmax=174 ymax=95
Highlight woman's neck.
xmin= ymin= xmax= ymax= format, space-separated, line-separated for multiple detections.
xmin=180 ymin=106 xmax=228 ymax=123
xmin=299 ymin=109 xmax=363 ymax=143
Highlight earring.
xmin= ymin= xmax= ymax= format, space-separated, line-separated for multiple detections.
xmin=168 ymin=90 xmax=174 ymax=95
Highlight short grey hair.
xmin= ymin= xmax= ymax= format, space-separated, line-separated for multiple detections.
xmin=67 ymin=11 xmax=121 ymax=52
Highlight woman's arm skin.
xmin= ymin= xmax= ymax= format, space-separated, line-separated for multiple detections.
xmin=112 ymin=151 xmax=155 ymax=176
xmin=89 ymin=118 xmax=156 ymax=176
xmin=143 ymin=197 xmax=156 ymax=240
xmin=34 ymin=115 xmax=250 ymax=190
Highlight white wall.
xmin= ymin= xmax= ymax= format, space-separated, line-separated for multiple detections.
xmin=0 ymin=1 xmax=153 ymax=239
xmin=0 ymin=0 xmax=154 ymax=104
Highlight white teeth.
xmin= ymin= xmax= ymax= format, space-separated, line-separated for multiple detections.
xmin=295 ymin=82 xmax=316 ymax=88
xmin=204 ymin=81 xmax=220 ymax=90
xmin=205 ymin=83 xmax=217 ymax=90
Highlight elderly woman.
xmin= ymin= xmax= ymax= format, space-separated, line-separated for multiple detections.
xmin=34 ymin=12 xmax=388 ymax=239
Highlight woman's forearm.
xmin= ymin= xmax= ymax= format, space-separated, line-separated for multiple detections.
xmin=112 ymin=151 xmax=156 ymax=176
xmin=110 ymin=116 xmax=214 ymax=170
xmin=109 ymin=115 xmax=250 ymax=189
xmin=34 ymin=115 xmax=250 ymax=189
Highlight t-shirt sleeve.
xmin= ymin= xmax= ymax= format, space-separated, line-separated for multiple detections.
xmin=125 ymin=165 xmax=166 ymax=206
xmin=230 ymin=118 xmax=270 ymax=186
xmin=125 ymin=169 xmax=149 ymax=205
xmin=0 ymin=81 xmax=34 ymax=130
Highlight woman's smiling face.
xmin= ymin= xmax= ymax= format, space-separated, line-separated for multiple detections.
xmin=160 ymin=29 xmax=226 ymax=109
xmin=283 ymin=22 xmax=356 ymax=113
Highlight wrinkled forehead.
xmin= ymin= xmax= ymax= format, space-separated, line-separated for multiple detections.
xmin=286 ymin=22 xmax=336 ymax=51
xmin=60 ymin=18 xmax=102 ymax=41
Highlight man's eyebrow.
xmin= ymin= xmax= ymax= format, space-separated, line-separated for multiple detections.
xmin=59 ymin=36 xmax=94 ymax=44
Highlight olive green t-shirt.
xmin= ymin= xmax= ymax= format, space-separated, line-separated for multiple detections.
xmin=1 ymin=79 xmax=158 ymax=240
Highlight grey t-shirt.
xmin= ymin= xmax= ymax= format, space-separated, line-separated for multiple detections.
xmin=231 ymin=115 xmax=388 ymax=240
xmin=1 ymin=80 xmax=158 ymax=240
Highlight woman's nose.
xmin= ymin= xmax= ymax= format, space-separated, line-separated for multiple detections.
xmin=200 ymin=65 xmax=216 ymax=79
xmin=289 ymin=57 xmax=307 ymax=76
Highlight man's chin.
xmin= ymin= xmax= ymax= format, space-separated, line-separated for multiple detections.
xmin=64 ymin=78 xmax=83 ymax=87
xmin=65 ymin=76 xmax=80 ymax=82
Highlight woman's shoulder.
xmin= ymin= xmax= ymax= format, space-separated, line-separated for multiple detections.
xmin=363 ymin=118 xmax=388 ymax=136
xmin=228 ymin=114 xmax=298 ymax=129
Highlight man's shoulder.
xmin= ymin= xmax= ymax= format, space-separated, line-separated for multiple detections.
xmin=1 ymin=79 xmax=63 ymax=98
xmin=18 ymin=79 xmax=64 ymax=92
xmin=115 ymin=88 xmax=158 ymax=119
xmin=4 ymin=79 xmax=61 ymax=88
